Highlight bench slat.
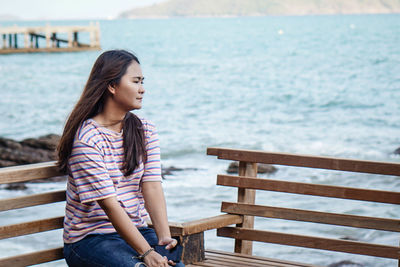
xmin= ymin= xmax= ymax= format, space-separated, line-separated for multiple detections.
xmin=0 ymin=161 xmax=61 ymax=184
xmin=0 ymin=216 xmax=64 ymax=240
xmin=181 ymin=214 xmax=243 ymax=235
xmin=217 ymin=175 xmax=400 ymax=204
xmin=0 ymin=247 xmax=64 ymax=266
xmin=205 ymin=249 xmax=321 ymax=267
xmin=217 ymin=227 xmax=400 ymax=259
xmin=205 ymin=255 xmax=289 ymax=267
xmin=221 ymin=202 xmax=400 ymax=232
xmin=0 ymin=190 xmax=66 ymax=211
xmin=208 ymin=147 xmax=400 ymax=176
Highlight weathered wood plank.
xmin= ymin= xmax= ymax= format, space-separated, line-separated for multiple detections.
xmin=235 ymin=161 xmax=257 ymax=255
xmin=205 ymin=255 xmax=280 ymax=267
xmin=148 ymin=220 xmax=185 ymax=236
xmin=217 ymin=175 xmax=400 ymax=204
xmin=221 ymin=202 xmax=400 ymax=232
xmin=205 ymin=250 xmax=321 ymax=267
xmin=207 ymin=147 xmax=400 ymax=176
xmin=0 ymin=216 xmax=64 ymax=240
xmin=181 ymin=232 xmax=205 ymax=265
xmin=0 ymin=190 xmax=66 ymax=211
xmin=0 ymin=247 xmax=64 ymax=266
xmin=217 ymin=227 xmax=400 ymax=259
xmin=181 ymin=214 xmax=243 ymax=236
xmin=0 ymin=25 xmax=99 ymax=34
xmin=0 ymin=46 xmax=99 ymax=54
xmin=0 ymin=161 xmax=61 ymax=184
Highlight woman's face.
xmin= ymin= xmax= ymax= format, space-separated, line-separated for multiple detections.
xmin=111 ymin=61 xmax=145 ymax=111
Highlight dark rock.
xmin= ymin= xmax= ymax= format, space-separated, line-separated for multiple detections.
xmin=21 ymin=134 xmax=60 ymax=150
xmin=0 ymin=159 xmax=18 ymax=167
xmin=0 ymin=134 xmax=59 ymax=167
xmin=0 ymin=137 xmax=23 ymax=150
xmin=328 ymin=260 xmax=364 ymax=267
xmin=0 ymin=134 xmax=61 ymax=190
xmin=394 ymin=147 xmax=400 ymax=155
xmin=161 ymin=165 xmax=198 ymax=178
xmin=227 ymin=161 xmax=277 ymax=174
xmin=30 ymin=175 xmax=68 ymax=183
xmin=5 ymin=182 xmax=28 ymax=190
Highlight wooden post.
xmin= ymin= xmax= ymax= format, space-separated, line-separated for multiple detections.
xmin=2 ymin=34 xmax=6 ymax=49
xmin=14 ymin=34 xmax=18 ymax=48
xmin=35 ymin=35 xmax=39 ymax=48
xmin=51 ymin=33 xmax=56 ymax=47
xmin=8 ymin=34 xmax=12 ymax=48
xmin=179 ymin=232 xmax=205 ymax=264
xmin=234 ymin=161 xmax=258 ymax=255
xmin=73 ymin=32 xmax=78 ymax=47
xmin=30 ymin=34 xmax=34 ymax=48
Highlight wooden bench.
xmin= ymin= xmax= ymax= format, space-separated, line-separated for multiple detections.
xmin=1 ymin=147 xmax=399 ymax=266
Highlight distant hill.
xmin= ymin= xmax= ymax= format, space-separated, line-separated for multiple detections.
xmin=119 ymin=0 xmax=400 ymax=18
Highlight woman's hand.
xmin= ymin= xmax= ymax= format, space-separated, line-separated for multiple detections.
xmin=158 ymin=237 xmax=178 ymax=250
xmin=157 ymin=237 xmax=179 ymax=266
xmin=144 ymin=250 xmax=169 ymax=267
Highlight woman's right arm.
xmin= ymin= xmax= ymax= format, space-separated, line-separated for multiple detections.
xmin=68 ymin=139 xmax=167 ymax=266
xmin=97 ymin=196 xmax=169 ymax=267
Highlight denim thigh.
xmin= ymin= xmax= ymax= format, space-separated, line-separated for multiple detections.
xmin=64 ymin=228 xmax=185 ymax=267
xmin=64 ymin=232 xmax=145 ymax=267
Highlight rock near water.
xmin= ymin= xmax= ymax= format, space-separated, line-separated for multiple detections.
xmin=328 ymin=260 xmax=364 ymax=267
xmin=0 ymin=134 xmax=60 ymax=167
xmin=0 ymin=134 xmax=62 ymax=190
xmin=0 ymin=134 xmax=197 ymax=189
xmin=227 ymin=161 xmax=277 ymax=174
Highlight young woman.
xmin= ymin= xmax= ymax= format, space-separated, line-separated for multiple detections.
xmin=57 ymin=50 xmax=184 ymax=267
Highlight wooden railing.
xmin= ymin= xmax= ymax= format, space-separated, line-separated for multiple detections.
xmin=207 ymin=147 xmax=400 ymax=265
xmin=1 ymin=148 xmax=399 ymax=266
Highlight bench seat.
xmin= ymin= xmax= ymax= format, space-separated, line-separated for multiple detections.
xmin=187 ymin=250 xmax=321 ymax=267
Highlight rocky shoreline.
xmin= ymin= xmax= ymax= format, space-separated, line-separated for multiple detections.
xmin=0 ymin=134 xmax=60 ymax=167
xmin=0 ymin=134 xmax=204 ymax=189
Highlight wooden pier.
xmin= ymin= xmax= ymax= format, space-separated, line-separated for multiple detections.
xmin=0 ymin=22 xmax=101 ymax=54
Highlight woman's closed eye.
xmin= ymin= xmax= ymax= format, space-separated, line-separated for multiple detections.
xmin=133 ymin=77 xmax=144 ymax=84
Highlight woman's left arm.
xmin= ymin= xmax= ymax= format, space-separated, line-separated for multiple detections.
xmin=142 ymin=121 xmax=177 ymax=249
xmin=142 ymin=181 xmax=176 ymax=249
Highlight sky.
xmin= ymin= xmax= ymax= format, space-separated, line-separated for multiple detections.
xmin=0 ymin=0 xmax=167 ymax=20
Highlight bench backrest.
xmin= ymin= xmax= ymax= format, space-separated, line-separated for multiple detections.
xmin=0 ymin=161 xmax=65 ymax=266
xmin=207 ymin=147 xmax=400 ymax=264
xmin=0 ymin=162 xmax=206 ymax=266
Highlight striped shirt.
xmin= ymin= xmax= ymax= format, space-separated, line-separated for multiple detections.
xmin=63 ymin=118 xmax=161 ymax=243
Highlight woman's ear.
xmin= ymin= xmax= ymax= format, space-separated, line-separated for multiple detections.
xmin=107 ymin=84 xmax=116 ymax=95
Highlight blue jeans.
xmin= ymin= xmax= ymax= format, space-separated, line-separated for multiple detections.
xmin=64 ymin=227 xmax=185 ymax=267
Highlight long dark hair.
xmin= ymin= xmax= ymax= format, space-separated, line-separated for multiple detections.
xmin=57 ymin=50 xmax=147 ymax=176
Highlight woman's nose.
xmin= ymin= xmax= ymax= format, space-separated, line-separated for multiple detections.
xmin=140 ymin=85 xmax=145 ymax=94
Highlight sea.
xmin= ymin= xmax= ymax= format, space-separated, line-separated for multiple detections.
xmin=0 ymin=14 xmax=399 ymax=266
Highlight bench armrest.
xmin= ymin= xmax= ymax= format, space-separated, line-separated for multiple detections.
xmin=166 ymin=214 xmax=243 ymax=236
